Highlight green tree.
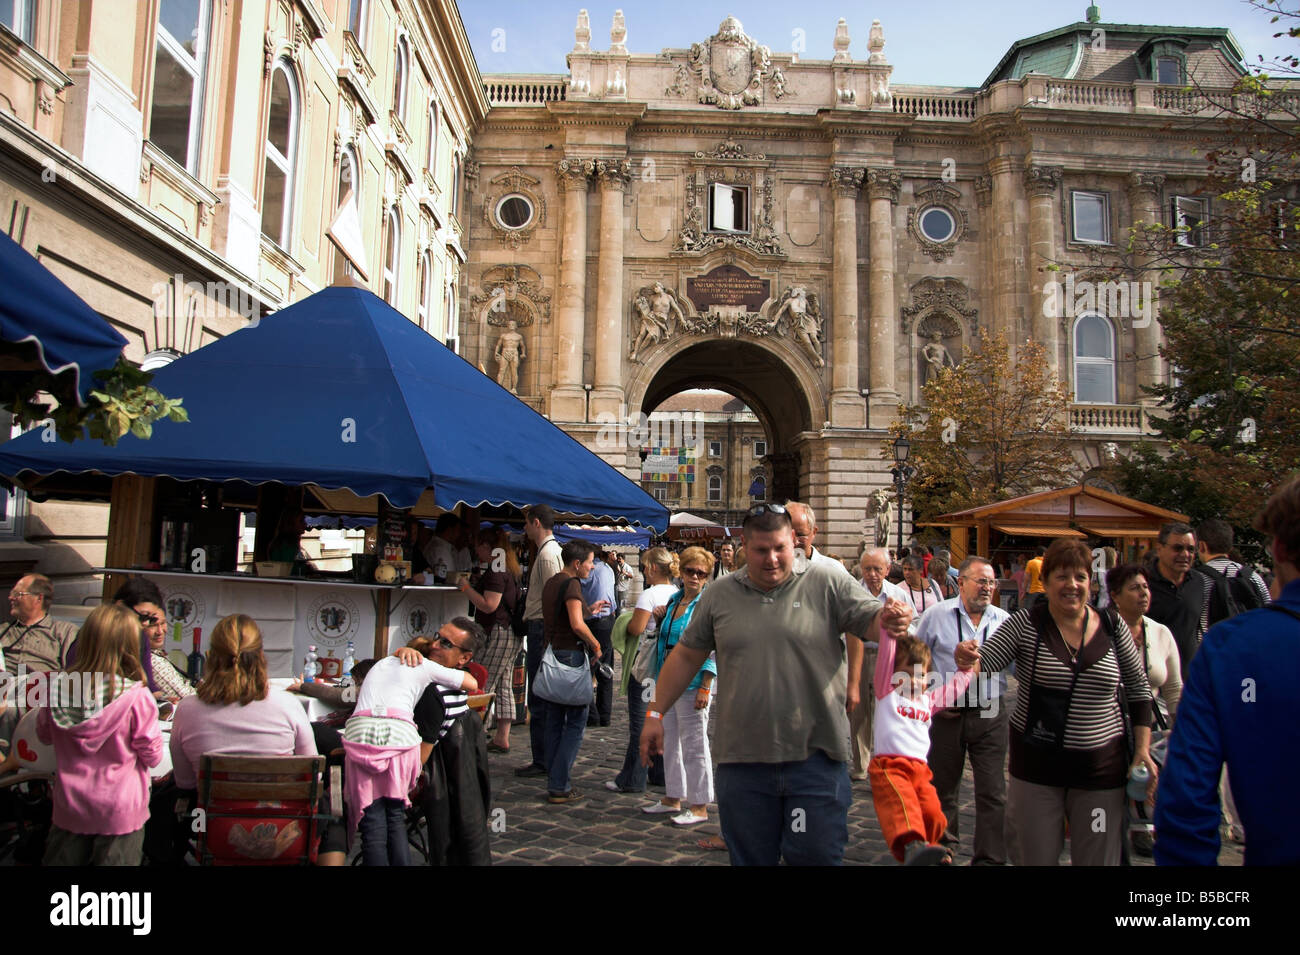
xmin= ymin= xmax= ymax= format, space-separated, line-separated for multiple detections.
xmin=888 ymin=330 xmax=1079 ymax=521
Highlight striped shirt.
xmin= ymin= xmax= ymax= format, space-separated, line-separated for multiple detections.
xmin=978 ymin=605 xmax=1153 ymax=789
xmin=414 ymin=684 xmax=468 ymax=745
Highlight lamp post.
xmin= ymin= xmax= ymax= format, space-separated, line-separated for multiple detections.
xmin=890 ymin=435 xmax=916 ymax=556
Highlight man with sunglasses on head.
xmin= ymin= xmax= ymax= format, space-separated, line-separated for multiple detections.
xmin=1145 ymin=523 xmax=1210 ymax=681
xmin=915 ymin=556 xmax=1010 ymax=865
xmin=641 ymin=503 xmax=914 ymax=866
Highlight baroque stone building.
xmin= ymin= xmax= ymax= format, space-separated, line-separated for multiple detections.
xmin=1 ymin=0 xmax=486 ymax=592
xmin=465 ymin=8 xmax=1249 ymax=555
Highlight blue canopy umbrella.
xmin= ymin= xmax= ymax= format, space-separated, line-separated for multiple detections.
xmin=0 ymin=231 xmax=127 ymax=406
xmin=0 ymin=285 xmax=667 ymax=530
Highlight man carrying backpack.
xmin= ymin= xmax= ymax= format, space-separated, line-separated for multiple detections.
xmin=1196 ymin=519 xmax=1270 ymax=633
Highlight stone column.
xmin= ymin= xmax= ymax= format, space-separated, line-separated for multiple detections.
xmin=551 ymin=157 xmax=593 ymax=422
xmin=590 ymin=158 xmax=631 ymax=421
xmin=1127 ymin=173 xmax=1166 ymax=400
xmin=865 ymin=167 xmax=901 ymax=427
xmin=987 ymin=155 xmax=1023 ymax=360
xmin=1024 ymin=165 xmax=1063 ymax=370
xmin=829 ymin=165 xmax=866 ymax=429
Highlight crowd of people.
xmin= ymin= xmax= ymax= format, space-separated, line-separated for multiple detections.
xmin=3 ymin=474 xmax=1297 ymax=866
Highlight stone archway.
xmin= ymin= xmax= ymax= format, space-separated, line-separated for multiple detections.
xmin=625 ymin=335 xmax=824 ymax=504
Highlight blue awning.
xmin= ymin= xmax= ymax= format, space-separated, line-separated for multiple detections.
xmin=0 ymin=285 xmax=668 ymax=530
xmin=0 ymin=231 xmax=127 ymax=406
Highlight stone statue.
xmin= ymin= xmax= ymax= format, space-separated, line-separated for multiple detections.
xmin=870 ymin=487 xmax=893 ymax=547
xmin=648 ymin=282 xmax=684 ymax=336
xmin=921 ymin=331 xmax=954 ymax=383
xmin=628 ymin=295 xmax=665 ymax=362
xmin=1101 ymin=442 xmax=1120 ymax=465
xmin=494 ymin=320 xmax=525 ymax=393
xmin=773 ymin=286 xmax=824 ymax=367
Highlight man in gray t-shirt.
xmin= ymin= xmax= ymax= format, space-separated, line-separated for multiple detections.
xmin=641 ymin=505 xmax=913 ymax=865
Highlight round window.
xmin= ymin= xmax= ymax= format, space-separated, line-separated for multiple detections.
xmin=495 ymin=194 xmax=534 ymax=230
xmin=919 ymin=206 xmax=956 ymax=243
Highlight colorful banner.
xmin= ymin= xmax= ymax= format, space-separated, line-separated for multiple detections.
xmin=640 ymin=446 xmax=696 ymax=483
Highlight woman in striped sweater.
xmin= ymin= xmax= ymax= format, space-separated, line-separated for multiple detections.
xmin=959 ymin=538 xmax=1157 ymax=865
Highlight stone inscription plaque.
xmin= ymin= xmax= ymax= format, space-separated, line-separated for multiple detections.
xmin=686 ymin=265 xmax=770 ymax=312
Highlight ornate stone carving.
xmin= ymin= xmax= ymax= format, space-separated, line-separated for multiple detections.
xmin=1023 ymin=164 xmax=1063 ymax=198
xmin=666 ymin=63 xmax=689 ymax=97
xmin=869 ymin=487 xmax=893 ymax=548
xmin=1127 ymin=171 xmax=1166 ymax=200
xmin=770 ymin=285 xmax=824 ymax=367
xmin=595 ymin=158 xmax=632 ymax=188
xmin=483 ymin=167 xmax=546 ymax=250
xmin=38 ymin=92 xmax=54 ymax=115
xmin=264 ymin=31 xmax=276 ymax=75
xmin=556 ymin=157 xmax=595 ymax=191
xmin=293 ymin=20 xmax=309 ymax=62
xmin=867 ymin=20 xmax=887 ymax=64
xmin=198 ymin=202 xmax=211 ymax=227
xmin=471 ymin=265 xmax=550 ymax=330
xmin=628 ymin=282 xmax=685 ymax=361
xmin=866 ymin=19 xmax=892 ymax=107
xmin=672 ymin=167 xmax=784 ymax=257
xmin=901 ymin=277 xmax=979 ymax=335
xmin=974 ymin=175 xmax=992 ymax=208
xmin=771 ymin=67 xmax=790 ymax=99
xmin=493 ymin=320 xmax=525 ymax=394
xmin=907 ymin=181 xmax=969 ymax=262
xmin=697 ymin=139 xmax=765 ymax=162
xmin=865 ymin=168 xmax=900 ymax=203
xmin=464 ymin=159 xmax=480 ymax=188
xmin=706 ymin=168 xmax=752 ymax=183
xmin=687 ymin=17 xmax=772 ymax=110
xmin=832 ymin=18 xmax=852 ymax=63
xmin=828 ymin=166 xmax=864 ymax=198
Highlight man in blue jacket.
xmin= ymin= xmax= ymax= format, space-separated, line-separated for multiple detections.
xmin=1155 ymin=475 xmax=1300 ymax=866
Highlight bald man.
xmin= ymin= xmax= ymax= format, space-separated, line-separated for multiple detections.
xmin=848 ymin=549 xmax=910 ymax=780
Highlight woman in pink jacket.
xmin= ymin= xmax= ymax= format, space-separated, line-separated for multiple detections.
xmin=37 ymin=603 xmax=163 ymax=865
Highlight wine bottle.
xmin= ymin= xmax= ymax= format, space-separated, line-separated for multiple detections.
xmin=187 ymin=627 xmax=205 ymax=683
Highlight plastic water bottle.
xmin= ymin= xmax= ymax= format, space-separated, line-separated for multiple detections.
xmin=341 ymin=640 xmax=356 ymax=680
xmin=1127 ymin=764 xmax=1150 ymax=801
xmin=304 ymin=645 xmax=319 ymax=683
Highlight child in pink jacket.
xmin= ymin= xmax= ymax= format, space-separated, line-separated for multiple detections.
xmin=37 ymin=604 xmax=163 ymax=865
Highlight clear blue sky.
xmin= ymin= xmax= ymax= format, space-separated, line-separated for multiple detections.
xmin=461 ymin=0 xmax=1294 ymax=87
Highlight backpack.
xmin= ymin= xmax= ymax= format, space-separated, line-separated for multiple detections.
xmin=506 ymin=572 xmax=527 ymax=639
xmin=1199 ymin=562 xmax=1267 ymax=627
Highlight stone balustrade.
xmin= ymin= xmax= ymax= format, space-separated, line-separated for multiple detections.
xmin=484 ymin=77 xmax=568 ymax=106
xmin=1069 ymin=403 xmax=1151 ymax=433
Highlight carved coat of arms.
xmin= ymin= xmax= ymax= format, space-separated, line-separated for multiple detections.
xmin=689 ymin=17 xmax=771 ymax=109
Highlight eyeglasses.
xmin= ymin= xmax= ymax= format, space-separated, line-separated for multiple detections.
xmin=1163 ymin=544 xmax=1197 ymax=553
xmin=136 ymin=612 xmax=165 ymax=628
xmin=960 ymin=578 xmax=997 ymax=589
xmin=434 ymin=634 xmax=470 ymax=652
xmin=682 ymin=567 xmax=709 ymax=578
xmin=9 ymin=591 xmax=37 ymax=599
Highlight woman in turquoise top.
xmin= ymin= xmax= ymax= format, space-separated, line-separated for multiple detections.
xmin=641 ymin=546 xmax=717 ymax=826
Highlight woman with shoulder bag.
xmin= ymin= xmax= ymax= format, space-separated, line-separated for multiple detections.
xmin=534 ymin=539 xmax=606 ymax=804
xmin=960 ymin=538 xmax=1157 ymax=865
xmin=607 ymin=546 xmax=678 ymax=794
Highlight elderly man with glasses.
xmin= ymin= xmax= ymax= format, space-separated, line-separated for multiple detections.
xmin=3 ymin=574 xmax=78 ymax=674
xmin=915 ymin=556 xmax=1011 ymax=865
xmin=641 ymin=503 xmax=914 ymax=866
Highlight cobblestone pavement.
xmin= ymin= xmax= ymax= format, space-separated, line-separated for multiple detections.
xmin=481 ymin=674 xmax=1245 ymax=866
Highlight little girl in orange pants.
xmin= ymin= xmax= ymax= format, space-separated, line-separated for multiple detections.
xmin=868 ymin=626 xmax=978 ymax=865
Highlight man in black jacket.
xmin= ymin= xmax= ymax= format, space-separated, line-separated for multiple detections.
xmin=1144 ymin=522 xmax=1208 ymax=681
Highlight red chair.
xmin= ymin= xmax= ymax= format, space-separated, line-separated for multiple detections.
xmin=196 ymin=754 xmax=339 ymax=866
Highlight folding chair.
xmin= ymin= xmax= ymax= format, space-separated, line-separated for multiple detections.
xmin=196 ymin=754 xmax=341 ymax=865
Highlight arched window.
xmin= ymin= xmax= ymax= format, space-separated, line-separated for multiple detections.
xmin=393 ymin=36 xmax=410 ymax=123
xmin=1073 ymin=313 xmax=1116 ymax=404
xmin=149 ymin=0 xmax=212 ymax=173
xmin=748 ymin=474 xmax=767 ymax=501
xmin=707 ymin=475 xmax=723 ymax=503
xmin=332 ymin=146 xmax=361 ymax=281
xmin=417 ymin=250 xmax=433 ymax=330
xmin=451 ymin=153 xmax=462 ymax=219
xmin=261 ymin=60 xmax=299 ymax=247
xmin=444 ymin=280 xmax=458 ymax=348
xmin=383 ymin=207 xmax=400 ymax=305
xmin=426 ymin=101 xmax=439 ymax=172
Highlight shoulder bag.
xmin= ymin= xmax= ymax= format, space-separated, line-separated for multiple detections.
xmin=533 ymin=578 xmax=593 ymax=707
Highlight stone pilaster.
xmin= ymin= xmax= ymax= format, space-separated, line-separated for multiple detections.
xmin=988 ymin=155 xmax=1023 ymax=358
xmin=551 ymin=157 xmax=593 ymax=422
xmin=590 ymin=158 xmax=632 ymax=420
xmin=829 ymin=165 xmax=866 ymax=429
xmin=865 ymin=167 xmax=901 ymax=426
xmin=1127 ymin=172 xmax=1166 ymax=400
xmin=1024 ymin=164 xmax=1063 ymax=368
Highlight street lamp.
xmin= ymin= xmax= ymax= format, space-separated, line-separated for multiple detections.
xmin=890 ymin=435 xmax=916 ymax=556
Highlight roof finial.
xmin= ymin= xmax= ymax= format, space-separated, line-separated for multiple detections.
xmin=1086 ymin=4 xmax=1100 ymax=23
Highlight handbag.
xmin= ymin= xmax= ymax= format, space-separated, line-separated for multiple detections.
xmin=532 ymin=577 xmax=594 ymax=707
xmin=629 ymin=627 xmax=658 ymax=685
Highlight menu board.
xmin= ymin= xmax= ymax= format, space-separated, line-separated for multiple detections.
xmin=377 ymin=499 xmax=409 ymax=564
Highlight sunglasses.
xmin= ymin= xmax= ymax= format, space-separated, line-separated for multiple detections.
xmin=137 ymin=612 xmax=165 ymax=627
xmin=747 ymin=503 xmax=787 ymax=517
xmin=434 ymin=634 xmax=469 ymax=652
xmin=682 ymin=567 xmax=709 ymax=578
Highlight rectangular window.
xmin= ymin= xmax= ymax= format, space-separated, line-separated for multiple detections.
xmin=1072 ymin=191 xmax=1110 ymax=245
xmin=1156 ymin=57 xmax=1182 ymax=85
xmin=708 ymin=183 xmax=749 ymax=234
xmin=149 ymin=0 xmax=211 ymax=174
xmin=753 ymin=440 xmax=767 ymax=458
xmin=708 ymin=440 xmax=722 ymax=457
xmin=707 ymin=477 xmax=722 ymax=502
xmin=1171 ymin=196 xmax=1207 ymax=248
xmin=0 ymin=0 xmax=34 ymax=43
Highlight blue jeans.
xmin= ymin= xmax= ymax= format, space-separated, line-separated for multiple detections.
xmin=525 ymin=619 xmax=547 ymax=768
xmin=539 ymin=649 xmax=590 ymax=794
xmin=615 ymin=675 xmax=651 ymax=791
xmin=358 ymin=797 xmax=410 ymax=866
xmin=716 ymin=751 xmax=852 ymax=866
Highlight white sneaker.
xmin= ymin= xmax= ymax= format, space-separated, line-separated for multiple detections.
xmin=672 ymin=811 xmax=708 ymax=826
xmin=605 ymin=780 xmax=623 ymax=792
xmin=641 ymin=802 xmax=680 ymax=814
